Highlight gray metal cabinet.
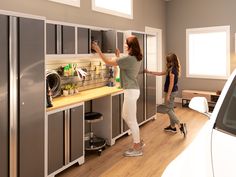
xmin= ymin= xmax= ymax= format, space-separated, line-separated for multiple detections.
xmin=46 ymin=23 xmax=56 ymax=54
xmin=91 ymin=30 xmax=102 ymax=53
xmin=77 ymin=27 xmax=90 ymax=54
xmin=146 ymin=34 xmax=157 ymax=119
xmin=48 ymin=111 xmax=64 ymax=175
xmin=112 ymin=94 xmax=122 ymax=138
xmin=91 ymin=29 xmax=116 ymax=53
xmin=102 ymin=30 xmax=116 ymax=53
xmin=132 ymin=32 xmax=145 ymax=124
xmin=146 ymin=75 xmax=156 ymax=119
xmin=47 ymin=104 xmax=84 ymax=176
xmin=70 ymin=106 xmax=84 ymax=162
xmin=0 ymin=14 xmax=9 ymax=177
xmin=117 ymin=32 xmax=124 ymax=53
xmin=0 ymin=14 xmax=45 ymax=177
xmin=46 ymin=23 xmax=75 ymax=54
xmin=111 ymin=93 xmax=130 ymax=142
xmin=62 ymin=25 xmax=75 ymax=54
xmin=18 ymin=17 xmax=45 ymax=177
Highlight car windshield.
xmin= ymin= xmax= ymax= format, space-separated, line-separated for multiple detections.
xmin=215 ymin=75 xmax=236 ymax=136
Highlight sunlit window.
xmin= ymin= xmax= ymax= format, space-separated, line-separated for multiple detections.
xmin=92 ymin=0 xmax=133 ymax=19
xmin=186 ymin=26 xmax=230 ymax=79
xmin=49 ymin=0 xmax=80 ymax=7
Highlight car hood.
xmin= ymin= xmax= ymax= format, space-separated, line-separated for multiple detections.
xmin=161 ymin=120 xmax=214 ymax=177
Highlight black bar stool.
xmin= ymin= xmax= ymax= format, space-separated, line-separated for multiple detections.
xmin=85 ymin=111 xmax=106 ymax=155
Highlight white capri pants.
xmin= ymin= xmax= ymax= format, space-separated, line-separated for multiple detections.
xmin=122 ymin=89 xmax=140 ymax=143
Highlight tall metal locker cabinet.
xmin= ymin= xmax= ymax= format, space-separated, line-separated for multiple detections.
xmin=0 ymin=12 xmax=45 ymax=177
xmin=132 ymin=32 xmax=145 ymax=124
xmin=0 ymin=14 xmax=9 ymax=177
xmin=145 ymin=34 xmax=157 ymax=119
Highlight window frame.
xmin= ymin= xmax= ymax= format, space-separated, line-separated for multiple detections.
xmin=186 ymin=26 xmax=230 ymax=80
xmin=91 ymin=0 xmax=133 ymax=19
xmin=49 ymin=0 xmax=80 ymax=7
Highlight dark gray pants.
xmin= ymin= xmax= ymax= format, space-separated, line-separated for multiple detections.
xmin=157 ymin=92 xmax=180 ymax=127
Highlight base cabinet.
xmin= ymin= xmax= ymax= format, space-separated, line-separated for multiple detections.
xmin=47 ymin=104 xmax=84 ymax=177
xmin=112 ymin=94 xmax=123 ymax=138
xmin=70 ymin=106 xmax=84 ymax=161
xmin=111 ymin=92 xmax=131 ymax=145
xmin=48 ymin=111 xmax=64 ymax=174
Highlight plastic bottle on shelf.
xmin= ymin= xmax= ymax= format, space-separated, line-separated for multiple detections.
xmin=115 ymin=66 xmax=121 ymax=88
xmin=115 ymin=77 xmax=121 ymax=88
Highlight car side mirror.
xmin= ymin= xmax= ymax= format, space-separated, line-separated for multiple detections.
xmin=189 ymin=97 xmax=211 ymax=118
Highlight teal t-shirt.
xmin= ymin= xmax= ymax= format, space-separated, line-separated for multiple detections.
xmin=116 ymin=55 xmax=141 ymax=89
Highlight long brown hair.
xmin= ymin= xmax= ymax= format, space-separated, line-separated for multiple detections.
xmin=166 ymin=53 xmax=181 ymax=77
xmin=126 ymin=36 xmax=143 ymax=61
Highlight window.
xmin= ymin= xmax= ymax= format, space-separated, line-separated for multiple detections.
xmin=49 ymin=0 xmax=80 ymax=7
xmin=92 ymin=0 xmax=133 ymax=19
xmin=186 ymin=26 xmax=230 ymax=79
xmin=215 ymin=74 xmax=236 ymax=136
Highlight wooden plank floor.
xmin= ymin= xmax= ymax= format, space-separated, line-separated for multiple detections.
xmin=57 ymin=105 xmax=208 ymax=177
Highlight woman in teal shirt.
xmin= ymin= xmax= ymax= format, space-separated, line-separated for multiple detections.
xmin=92 ymin=36 xmax=143 ymax=157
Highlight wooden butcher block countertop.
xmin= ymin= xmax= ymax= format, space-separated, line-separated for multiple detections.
xmin=47 ymin=86 xmax=123 ymax=112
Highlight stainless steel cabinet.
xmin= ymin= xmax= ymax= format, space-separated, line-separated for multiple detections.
xmin=132 ymin=32 xmax=145 ymax=124
xmin=48 ymin=111 xmax=64 ymax=175
xmin=146 ymin=75 xmax=156 ymax=119
xmin=18 ymin=17 xmax=45 ymax=177
xmin=70 ymin=106 xmax=84 ymax=161
xmin=131 ymin=32 xmax=157 ymax=124
xmin=0 ymin=14 xmax=9 ymax=177
xmin=146 ymin=34 xmax=157 ymax=119
xmin=111 ymin=93 xmax=131 ymax=144
xmin=117 ymin=32 xmax=124 ymax=53
xmin=47 ymin=104 xmax=84 ymax=177
xmin=77 ymin=27 xmax=90 ymax=54
xmin=112 ymin=94 xmax=123 ymax=138
xmin=46 ymin=23 xmax=75 ymax=54
xmin=0 ymin=13 xmax=45 ymax=177
xmin=91 ymin=29 xmax=116 ymax=53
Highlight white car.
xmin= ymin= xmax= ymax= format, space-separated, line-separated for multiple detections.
xmin=161 ymin=69 xmax=236 ymax=177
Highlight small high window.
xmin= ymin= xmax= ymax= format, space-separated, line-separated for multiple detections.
xmin=49 ymin=0 xmax=80 ymax=7
xmin=92 ymin=0 xmax=133 ymax=19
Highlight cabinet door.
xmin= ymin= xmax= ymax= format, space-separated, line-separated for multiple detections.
xmin=70 ymin=105 xmax=84 ymax=162
xmin=0 ymin=14 xmax=9 ymax=177
xmin=112 ymin=95 xmax=122 ymax=138
xmin=62 ymin=25 xmax=75 ymax=54
xmin=77 ymin=27 xmax=89 ymax=54
xmin=48 ymin=111 xmax=64 ymax=175
xmin=146 ymin=75 xmax=156 ymax=119
xmin=121 ymin=93 xmax=129 ymax=132
xmin=132 ymin=32 xmax=145 ymax=124
xmin=91 ymin=30 xmax=102 ymax=53
xmin=102 ymin=30 xmax=116 ymax=53
xmin=46 ymin=23 xmax=57 ymax=54
xmin=18 ymin=17 xmax=45 ymax=177
xmin=117 ymin=32 xmax=124 ymax=53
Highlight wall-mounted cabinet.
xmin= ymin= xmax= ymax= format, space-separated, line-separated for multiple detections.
xmin=77 ymin=27 xmax=90 ymax=54
xmin=46 ymin=21 xmax=125 ymax=57
xmin=91 ymin=29 xmax=117 ymax=53
xmin=117 ymin=32 xmax=124 ymax=53
xmin=46 ymin=23 xmax=76 ymax=55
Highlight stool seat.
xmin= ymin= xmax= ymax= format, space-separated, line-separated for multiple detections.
xmin=84 ymin=111 xmax=105 ymax=155
xmin=85 ymin=112 xmax=103 ymax=123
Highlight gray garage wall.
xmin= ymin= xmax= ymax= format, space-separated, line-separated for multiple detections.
xmin=1 ymin=0 xmax=166 ymax=33
xmin=166 ymin=0 xmax=236 ymax=97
